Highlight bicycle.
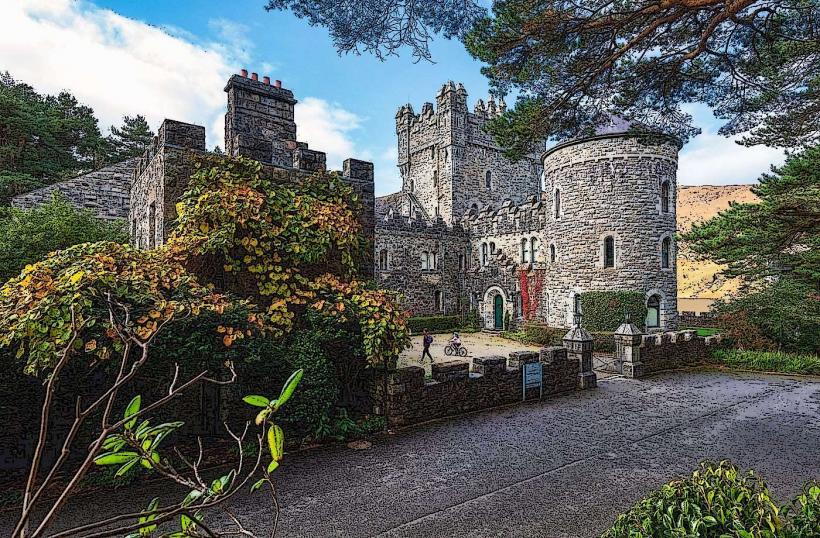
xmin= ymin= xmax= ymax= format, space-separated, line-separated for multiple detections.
xmin=444 ymin=344 xmax=468 ymax=357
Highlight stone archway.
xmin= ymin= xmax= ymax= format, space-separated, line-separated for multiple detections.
xmin=482 ymin=286 xmax=508 ymax=330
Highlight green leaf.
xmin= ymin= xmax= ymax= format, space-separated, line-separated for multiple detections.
xmin=267 ymin=460 xmax=279 ymax=474
xmin=182 ymin=489 xmax=203 ymax=507
xmin=242 ymin=395 xmax=270 ymax=408
xmin=124 ymin=395 xmax=141 ymax=430
xmin=274 ymin=369 xmax=303 ymax=410
xmin=268 ymin=424 xmax=284 ymax=462
xmin=94 ymin=451 xmax=139 ymax=466
xmin=116 ymin=457 xmax=139 ymax=477
xmin=250 ymin=478 xmax=266 ymax=492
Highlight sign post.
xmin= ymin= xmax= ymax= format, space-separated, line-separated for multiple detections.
xmin=522 ymin=362 xmax=543 ymax=401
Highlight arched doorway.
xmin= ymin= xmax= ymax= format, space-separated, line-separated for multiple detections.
xmin=493 ymin=294 xmax=504 ymax=330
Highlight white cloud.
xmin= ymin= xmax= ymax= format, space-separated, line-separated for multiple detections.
xmin=0 ymin=0 xmax=235 ymax=147
xmin=678 ymin=104 xmax=786 ymax=185
xmin=294 ymin=97 xmax=364 ymax=170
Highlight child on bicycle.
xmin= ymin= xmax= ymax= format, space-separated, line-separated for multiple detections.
xmin=449 ymin=331 xmax=462 ymax=350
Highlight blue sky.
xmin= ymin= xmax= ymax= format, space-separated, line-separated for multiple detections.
xmin=1 ymin=0 xmax=787 ymax=195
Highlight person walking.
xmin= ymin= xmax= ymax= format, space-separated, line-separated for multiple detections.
xmin=421 ymin=329 xmax=434 ymax=364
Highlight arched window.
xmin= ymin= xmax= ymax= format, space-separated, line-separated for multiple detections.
xmin=530 ymin=238 xmax=539 ymax=262
xmin=661 ymin=181 xmax=670 ymax=213
xmin=554 ymin=189 xmax=561 ymax=219
xmin=661 ymin=237 xmax=671 ymax=269
xmin=481 ymin=243 xmax=488 ymax=267
xmin=489 ymin=241 xmax=496 ymax=254
xmin=409 ymin=179 xmax=414 ymax=193
xmin=378 ymin=249 xmax=388 ymax=270
xmin=646 ymin=295 xmax=661 ymax=328
xmin=471 ymin=203 xmax=478 ymax=211
xmin=421 ymin=251 xmax=429 ymax=271
xmin=485 ymin=170 xmax=492 ymax=190
xmin=520 ymin=238 xmax=529 ymax=263
xmin=550 ymin=244 xmax=556 ymax=263
xmin=430 ymin=146 xmax=436 ymax=160
xmin=604 ymin=236 xmax=615 ymax=268
xmin=433 ymin=170 xmax=438 ymax=186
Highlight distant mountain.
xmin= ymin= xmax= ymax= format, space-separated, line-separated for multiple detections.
xmin=677 ymin=185 xmax=759 ymax=303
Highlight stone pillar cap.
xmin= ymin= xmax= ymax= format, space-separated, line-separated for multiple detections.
xmin=615 ymin=322 xmax=643 ymax=336
xmin=563 ymin=325 xmax=592 ymax=342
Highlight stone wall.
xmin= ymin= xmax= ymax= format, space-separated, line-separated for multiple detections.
xmin=374 ymin=213 xmax=468 ymax=316
xmin=614 ymin=321 xmax=721 ymax=377
xmin=371 ymin=348 xmax=581 ymax=428
xmin=11 ymin=159 xmax=137 ymax=220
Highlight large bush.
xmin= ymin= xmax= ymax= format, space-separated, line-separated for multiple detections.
xmin=407 ymin=315 xmax=462 ymax=334
xmin=604 ymin=461 xmax=820 ymax=537
xmin=580 ymin=291 xmax=647 ymax=332
xmin=0 ymin=193 xmax=128 ymax=282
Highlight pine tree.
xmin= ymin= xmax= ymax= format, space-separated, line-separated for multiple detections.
xmin=106 ymin=115 xmax=154 ymax=162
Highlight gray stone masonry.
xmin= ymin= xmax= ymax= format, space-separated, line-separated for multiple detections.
xmin=563 ymin=317 xmax=597 ymax=389
xmin=11 ymin=159 xmax=137 ymax=220
xmin=615 ymin=327 xmax=722 ymax=377
xmin=371 ymin=345 xmax=580 ymax=428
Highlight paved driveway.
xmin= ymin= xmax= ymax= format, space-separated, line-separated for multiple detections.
xmin=10 ymin=370 xmax=820 ymax=537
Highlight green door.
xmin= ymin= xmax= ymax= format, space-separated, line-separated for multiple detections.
xmin=493 ymin=294 xmax=504 ymax=329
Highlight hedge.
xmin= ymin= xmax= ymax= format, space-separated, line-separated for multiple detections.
xmin=580 ymin=291 xmax=647 ymax=332
xmin=407 ymin=315 xmax=462 ymax=334
xmin=711 ymin=349 xmax=820 ymax=376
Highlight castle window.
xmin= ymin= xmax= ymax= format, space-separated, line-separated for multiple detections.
xmin=485 ymin=170 xmax=492 ymax=190
xmin=661 ymin=237 xmax=671 ymax=269
xmin=430 ymin=146 xmax=436 ymax=160
xmin=433 ymin=170 xmax=438 ymax=186
xmin=604 ymin=236 xmax=615 ymax=268
xmin=421 ymin=251 xmax=429 ymax=271
xmin=531 ymin=238 xmax=539 ymax=262
xmin=431 ymin=251 xmax=438 ymax=270
xmin=471 ymin=203 xmax=478 ymax=211
xmin=481 ymin=243 xmax=488 ymax=266
xmin=554 ymin=189 xmax=561 ymax=219
xmin=378 ymin=249 xmax=389 ymax=270
xmin=646 ymin=295 xmax=661 ymax=328
xmin=520 ymin=238 xmax=529 ymax=263
xmin=550 ymin=244 xmax=556 ymax=263
xmin=458 ymin=253 xmax=465 ymax=271
xmin=661 ymin=180 xmax=670 ymax=213
xmin=409 ymin=179 xmax=414 ymax=193
xmin=490 ymin=241 xmax=496 ymax=254
xmin=435 ymin=290 xmax=444 ymax=312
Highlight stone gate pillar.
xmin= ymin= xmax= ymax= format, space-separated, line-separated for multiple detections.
xmin=615 ymin=317 xmax=644 ymax=378
xmin=563 ymin=315 xmax=597 ymax=389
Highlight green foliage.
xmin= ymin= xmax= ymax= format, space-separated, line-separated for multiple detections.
xmin=0 ymin=193 xmax=128 ymax=282
xmin=0 ymin=172 xmax=45 ymax=206
xmin=580 ymin=291 xmax=647 ymax=332
xmin=591 ymin=332 xmax=615 ymax=353
xmin=714 ymin=279 xmax=819 ymax=354
xmin=711 ymin=349 xmax=820 ymax=376
xmin=685 ymin=146 xmax=820 ymax=289
xmin=464 ymin=2 xmax=819 ymax=158
xmin=168 ymin=155 xmax=409 ymax=366
xmin=106 ymin=115 xmax=154 ymax=162
xmin=604 ymin=461 xmax=783 ymax=537
xmin=313 ymin=409 xmax=385 ymax=442
xmin=605 ymin=461 xmax=820 ymax=538
xmin=0 ymin=71 xmax=105 ymax=188
xmin=508 ymin=323 xmax=566 ymax=346
xmin=0 ymin=241 xmax=249 ymax=374
xmin=407 ymin=315 xmax=462 ymax=334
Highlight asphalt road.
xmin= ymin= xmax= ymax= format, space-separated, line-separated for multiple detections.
xmin=5 ymin=370 xmax=820 ymax=537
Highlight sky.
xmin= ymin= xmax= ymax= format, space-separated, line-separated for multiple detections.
xmin=0 ymin=0 xmax=788 ymax=196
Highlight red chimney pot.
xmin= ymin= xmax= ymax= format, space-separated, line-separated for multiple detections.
xmin=263 ymin=76 xmax=271 ymax=85
xmin=240 ymin=69 xmax=248 ymax=77
xmin=274 ymin=80 xmax=282 ymax=88
xmin=251 ymin=72 xmax=258 ymax=81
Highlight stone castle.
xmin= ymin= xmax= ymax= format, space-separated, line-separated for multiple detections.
xmin=12 ymin=72 xmax=680 ymax=330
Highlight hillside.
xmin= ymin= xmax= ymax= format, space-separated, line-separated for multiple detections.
xmin=677 ymin=185 xmax=759 ymax=304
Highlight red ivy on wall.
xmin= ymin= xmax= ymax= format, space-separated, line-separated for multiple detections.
xmin=519 ymin=269 xmax=544 ymax=321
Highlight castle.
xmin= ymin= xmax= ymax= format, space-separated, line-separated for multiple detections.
xmin=377 ymin=82 xmax=680 ymax=330
xmin=12 ymin=72 xmax=679 ymax=331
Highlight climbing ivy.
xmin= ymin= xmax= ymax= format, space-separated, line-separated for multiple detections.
xmin=579 ymin=291 xmax=647 ymax=332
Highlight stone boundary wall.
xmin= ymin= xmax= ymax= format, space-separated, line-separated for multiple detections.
xmin=678 ymin=311 xmax=717 ymax=328
xmin=371 ymin=348 xmax=580 ymax=428
xmin=640 ymin=331 xmax=721 ymax=375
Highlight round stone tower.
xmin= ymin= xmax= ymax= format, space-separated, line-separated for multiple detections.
xmin=541 ymin=130 xmax=681 ymax=330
